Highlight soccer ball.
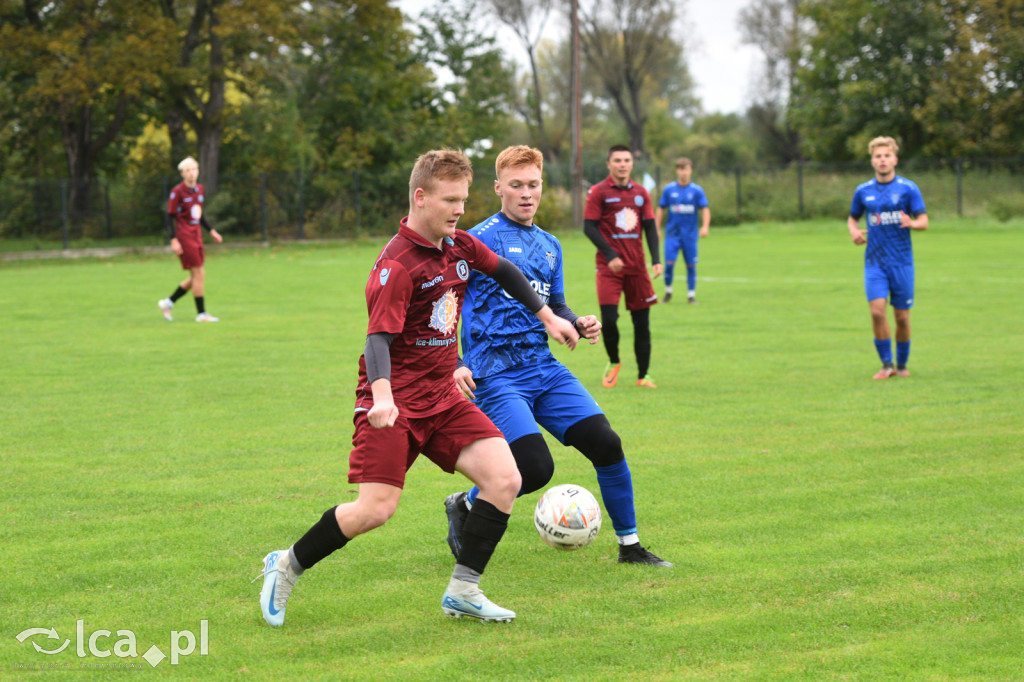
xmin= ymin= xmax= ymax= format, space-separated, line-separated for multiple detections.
xmin=533 ymin=484 xmax=602 ymax=550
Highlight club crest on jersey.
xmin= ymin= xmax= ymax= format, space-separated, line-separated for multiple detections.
xmin=634 ymin=195 xmax=645 ymax=207
xmin=456 ymin=259 xmax=470 ymax=280
xmin=428 ymin=289 xmax=459 ymax=334
xmin=545 ymin=251 xmax=556 ymax=270
xmin=379 ymin=267 xmax=391 ymax=286
xmin=614 ymin=207 xmax=639 ymax=232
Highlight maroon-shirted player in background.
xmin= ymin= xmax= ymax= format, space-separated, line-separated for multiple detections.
xmin=255 ymin=149 xmax=579 ymax=625
xmin=158 ymin=156 xmax=222 ymax=323
xmin=584 ymin=145 xmax=662 ymax=389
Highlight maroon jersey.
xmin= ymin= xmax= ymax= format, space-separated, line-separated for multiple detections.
xmin=354 ymin=219 xmax=500 ymax=418
xmin=167 ymin=182 xmax=205 ymax=242
xmin=584 ymin=176 xmax=655 ymax=274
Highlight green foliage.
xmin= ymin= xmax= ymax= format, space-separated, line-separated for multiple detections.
xmin=793 ymin=0 xmax=1024 ymax=161
xmin=987 ymin=194 xmax=1024 ymax=223
xmin=3 ymin=221 xmax=1024 ymax=678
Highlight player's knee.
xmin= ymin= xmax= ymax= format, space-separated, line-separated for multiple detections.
xmin=511 ymin=435 xmax=555 ymax=494
xmin=600 ymin=304 xmax=619 ymax=326
xmin=353 ymin=503 xmax=395 ymax=534
xmin=564 ymin=415 xmax=624 ymax=469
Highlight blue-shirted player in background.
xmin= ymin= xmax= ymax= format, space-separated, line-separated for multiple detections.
xmin=847 ymin=136 xmax=929 ymax=379
xmin=655 ymin=157 xmax=710 ymax=304
xmin=443 ymin=145 xmax=672 ymax=567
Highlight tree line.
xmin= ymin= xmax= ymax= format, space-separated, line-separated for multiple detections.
xmin=1 ymin=0 xmax=1021 ymax=223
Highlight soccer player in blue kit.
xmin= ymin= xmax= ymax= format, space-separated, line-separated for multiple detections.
xmin=443 ymin=145 xmax=672 ymax=567
xmin=847 ymin=136 xmax=928 ymax=379
xmin=655 ymin=157 xmax=710 ymax=304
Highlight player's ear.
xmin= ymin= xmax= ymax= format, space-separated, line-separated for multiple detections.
xmin=494 ymin=179 xmax=501 ymax=196
xmin=413 ymin=187 xmax=426 ymax=207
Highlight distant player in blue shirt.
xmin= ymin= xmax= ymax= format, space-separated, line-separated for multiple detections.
xmin=443 ymin=145 xmax=672 ymax=567
xmin=847 ymin=136 xmax=928 ymax=379
xmin=655 ymin=157 xmax=710 ymax=303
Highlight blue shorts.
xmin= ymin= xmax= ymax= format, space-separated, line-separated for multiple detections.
xmin=474 ymin=358 xmax=603 ymax=445
xmin=865 ymin=263 xmax=914 ymax=309
xmin=665 ymin=231 xmax=698 ymax=266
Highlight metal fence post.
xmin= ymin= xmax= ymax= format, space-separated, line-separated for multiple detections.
xmin=260 ymin=172 xmax=268 ymax=242
xmin=735 ymin=166 xmax=742 ymax=223
xmin=162 ymin=178 xmax=169 ymax=244
xmin=297 ymin=168 xmax=305 ymax=240
xmin=956 ymin=158 xmax=963 ymax=217
xmin=105 ymin=183 xmax=112 ymax=239
xmin=797 ymin=161 xmax=805 ymax=219
xmin=61 ymin=179 xmax=69 ymax=249
xmin=354 ymin=169 xmax=361 ymax=229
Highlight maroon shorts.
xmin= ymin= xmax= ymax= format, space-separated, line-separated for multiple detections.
xmin=596 ymin=267 xmax=658 ymax=311
xmin=347 ymin=400 xmax=504 ymax=488
xmin=177 ymin=229 xmax=204 ymax=270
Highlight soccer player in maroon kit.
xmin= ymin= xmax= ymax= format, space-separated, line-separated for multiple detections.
xmin=584 ymin=145 xmax=662 ymax=389
xmin=157 ymin=156 xmax=222 ymax=322
xmin=256 ymin=149 xmax=579 ymax=624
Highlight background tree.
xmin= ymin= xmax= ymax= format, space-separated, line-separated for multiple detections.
xmin=915 ymin=0 xmax=1024 ymax=158
xmin=413 ymin=1 xmax=516 ymax=152
xmin=483 ymin=0 xmax=558 ymax=162
xmin=738 ymin=0 xmax=803 ymax=163
xmin=155 ymin=0 xmax=300 ymax=193
xmin=790 ymin=0 xmax=949 ymax=160
xmin=0 ymin=0 xmax=167 ymax=215
xmin=574 ymin=0 xmax=693 ymax=156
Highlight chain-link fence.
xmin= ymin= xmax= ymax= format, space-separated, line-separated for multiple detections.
xmin=3 ymin=157 xmax=1022 ymax=249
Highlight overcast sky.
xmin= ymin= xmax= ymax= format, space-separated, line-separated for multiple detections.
xmin=395 ymin=0 xmax=761 ymax=115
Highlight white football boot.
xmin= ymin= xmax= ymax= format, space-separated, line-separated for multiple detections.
xmin=254 ymin=550 xmax=299 ymax=627
xmin=158 ymin=298 xmax=174 ymax=321
xmin=441 ymin=579 xmax=515 ymax=622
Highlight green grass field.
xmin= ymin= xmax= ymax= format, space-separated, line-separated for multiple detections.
xmin=2 ymin=218 xmax=1023 ymax=679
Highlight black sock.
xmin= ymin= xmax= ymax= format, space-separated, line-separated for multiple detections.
xmin=600 ymin=304 xmax=620 ymax=364
xmin=169 ymin=286 xmax=187 ymax=303
xmin=292 ymin=507 xmax=349 ymax=571
xmin=195 ymin=296 xmax=205 ymax=314
xmin=456 ymin=498 xmax=510 ymax=574
xmin=631 ymin=308 xmax=651 ymax=377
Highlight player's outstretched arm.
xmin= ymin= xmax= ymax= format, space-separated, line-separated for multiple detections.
xmin=488 ymin=257 xmax=579 ymax=349
xmin=574 ymin=314 xmax=602 ymax=345
xmin=536 ymin=307 xmax=578 ymax=350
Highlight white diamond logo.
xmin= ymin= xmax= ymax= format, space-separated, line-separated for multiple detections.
xmin=143 ymin=645 xmax=166 ymax=668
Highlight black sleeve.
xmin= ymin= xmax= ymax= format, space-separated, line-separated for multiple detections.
xmin=364 ymin=332 xmax=394 ymax=384
xmin=489 ymin=257 xmax=544 ymax=313
xmin=642 ymin=218 xmax=660 ymax=265
xmin=584 ymin=219 xmax=619 ymax=262
xmin=200 ymin=215 xmax=214 ymax=233
xmin=549 ymin=300 xmax=579 ymax=328
xmin=165 ymin=213 xmax=176 ymax=240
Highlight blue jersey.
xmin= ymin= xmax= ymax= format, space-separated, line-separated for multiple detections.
xmin=461 ymin=212 xmax=567 ymax=379
xmin=849 ymin=175 xmax=926 ymax=268
xmin=658 ymin=181 xmax=708 ymax=236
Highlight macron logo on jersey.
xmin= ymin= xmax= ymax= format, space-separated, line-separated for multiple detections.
xmin=379 ymin=268 xmax=391 ymax=286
